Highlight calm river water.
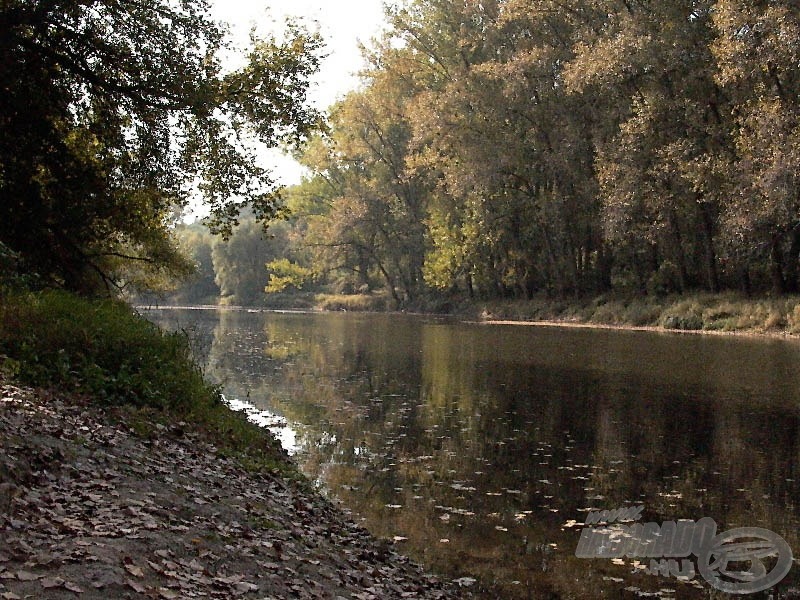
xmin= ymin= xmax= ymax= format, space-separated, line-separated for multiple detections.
xmin=147 ymin=308 xmax=800 ymax=598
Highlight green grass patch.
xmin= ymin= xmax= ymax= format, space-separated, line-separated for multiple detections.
xmin=0 ymin=289 xmax=298 ymax=479
xmin=0 ymin=289 xmax=213 ymax=410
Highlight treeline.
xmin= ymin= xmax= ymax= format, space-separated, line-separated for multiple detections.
xmin=158 ymin=220 xmax=294 ymax=306
xmin=245 ymin=0 xmax=799 ymax=307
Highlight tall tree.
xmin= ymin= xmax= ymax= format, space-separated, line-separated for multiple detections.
xmin=280 ymin=0 xmax=800 ymax=302
xmin=0 ymin=0 xmax=322 ymax=293
xmin=212 ymin=219 xmax=290 ymax=306
xmin=564 ymin=0 xmax=727 ymax=293
xmin=710 ymin=1 xmax=800 ymax=292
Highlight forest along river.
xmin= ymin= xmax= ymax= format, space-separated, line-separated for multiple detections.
xmin=146 ymin=308 xmax=800 ymax=598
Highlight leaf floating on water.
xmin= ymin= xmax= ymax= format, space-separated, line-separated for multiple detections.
xmin=562 ymin=520 xmax=581 ymax=529
xmin=450 ymin=483 xmax=476 ymax=492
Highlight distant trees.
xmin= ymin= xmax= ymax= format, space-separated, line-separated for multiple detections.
xmin=0 ymin=0 xmax=322 ymax=294
xmin=170 ymin=225 xmax=219 ymax=305
xmin=108 ymin=0 xmax=800 ymax=307
xmin=277 ymin=0 xmax=800 ymax=305
xmin=212 ymin=220 xmax=293 ymax=305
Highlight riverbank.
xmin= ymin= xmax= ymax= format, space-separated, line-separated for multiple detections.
xmin=0 ymin=379 xmax=474 ymax=599
xmin=0 ymin=289 xmax=478 ymax=599
xmin=164 ymin=290 xmax=800 ymax=338
xmin=470 ymin=292 xmax=800 ymax=337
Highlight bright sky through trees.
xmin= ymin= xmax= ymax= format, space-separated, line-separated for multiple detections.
xmin=209 ymin=0 xmax=389 ymax=185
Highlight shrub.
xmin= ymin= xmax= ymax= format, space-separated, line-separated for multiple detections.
xmin=314 ymin=293 xmax=389 ymax=312
xmin=789 ymin=303 xmax=800 ymax=334
xmin=0 ymin=289 xmax=294 ymax=476
xmin=0 ymin=289 xmax=218 ymax=411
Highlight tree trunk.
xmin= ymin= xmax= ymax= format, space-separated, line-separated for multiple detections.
xmin=770 ymin=235 xmax=786 ymax=295
xmin=466 ymin=272 xmax=475 ymax=299
xmin=668 ymin=212 xmax=688 ymax=292
xmin=699 ymin=203 xmax=719 ymax=292
xmin=784 ymin=227 xmax=800 ymax=293
xmin=596 ymin=244 xmax=613 ymax=293
xmin=740 ymin=265 xmax=752 ymax=297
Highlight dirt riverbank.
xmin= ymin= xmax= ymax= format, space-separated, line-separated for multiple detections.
xmin=0 ymin=382 xmax=475 ymax=600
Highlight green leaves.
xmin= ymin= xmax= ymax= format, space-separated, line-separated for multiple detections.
xmin=0 ymin=290 xmax=218 ymax=410
xmin=0 ymin=0 xmax=323 ymax=293
xmin=210 ymin=0 xmax=800 ymax=302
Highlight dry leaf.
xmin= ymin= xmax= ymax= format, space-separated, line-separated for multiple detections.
xmin=40 ymin=576 xmax=65 ymax=589
xmin=125 ymin=563 xmax=144 ymax=578
xmin=64 ymin=581 xmax=85 ymax=593
xmin=125 ymin=578 xmax=147 ymax=593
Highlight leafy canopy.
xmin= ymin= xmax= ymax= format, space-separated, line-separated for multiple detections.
xmin=0 ymin=0 xmax=323 ymax=293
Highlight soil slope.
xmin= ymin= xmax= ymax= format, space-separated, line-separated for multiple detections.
xmin=0 ymin=383 xmax=472 ymax=599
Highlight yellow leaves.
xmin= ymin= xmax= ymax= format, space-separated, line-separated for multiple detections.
xmin=563 ymin=30 xmax=653 ymax=94
xmin=711 ymin=1 xmax=800 ymax=89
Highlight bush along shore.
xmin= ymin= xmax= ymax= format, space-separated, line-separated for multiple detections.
xmin=0 ymin=290 xmax=475 ymax=599
xmin=468 ymin=292 xmax=800 ymax=336
xmin=181 ymin=290 xmax=800 ymax=337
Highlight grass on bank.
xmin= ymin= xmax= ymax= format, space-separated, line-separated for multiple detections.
xmin=475 ymin=292 xmax=800 ymax=334
xmin=0 ymin=289 xmax=298 ymax=478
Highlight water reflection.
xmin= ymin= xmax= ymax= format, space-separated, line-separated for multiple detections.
xmin=147 ymin=309 xmax=800 ymax=598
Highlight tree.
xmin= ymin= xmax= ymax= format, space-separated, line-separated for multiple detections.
xmin=710 ymin=1 xmax=800 ymax=293
xmin=276 ymin=0 xmax=800 ymax=302
xmin=284 ymin=76 xmax=430 ymax=307
xmin=212 ymin=219 xmax=291 ymax=306
xmin=0 ymin=0 xmax=322 ymax=293
xmin=563 ymin=0 xmax=727 ymax=294
xmin=402 ymin=0 xmax=606 ymax=298
xmin=170 ymin=224 xmax=220 ymax=305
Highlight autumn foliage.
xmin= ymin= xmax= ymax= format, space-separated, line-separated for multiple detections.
xmin=277 ymin=0 xmax=800 ymax=303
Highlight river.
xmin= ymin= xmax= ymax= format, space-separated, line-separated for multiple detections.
xmin=146 ymin=308 xmax=800 ymax=598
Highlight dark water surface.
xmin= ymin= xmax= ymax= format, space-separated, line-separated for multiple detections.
xmin=147 ymin=308 xmax=800 ymax=598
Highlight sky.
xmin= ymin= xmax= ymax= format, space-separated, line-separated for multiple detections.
xmin=208 ymin=0 xmax=391 ymax=186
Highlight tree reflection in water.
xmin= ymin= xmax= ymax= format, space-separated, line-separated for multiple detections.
xmin=149 ymin=309 xmax=800 ymax=599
